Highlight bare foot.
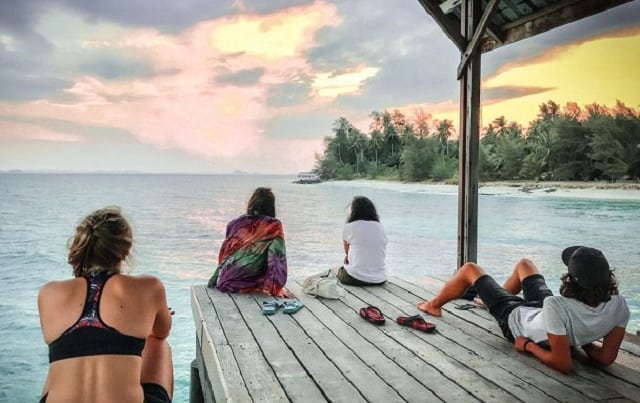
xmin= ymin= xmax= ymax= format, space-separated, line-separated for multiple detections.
xmin=280 ymin=288 xmax=296 ymax=299
xmin=473 ymin=297 xmax=486 ymax=308
xmin=417 ymin=301 xmax=442 ymax=317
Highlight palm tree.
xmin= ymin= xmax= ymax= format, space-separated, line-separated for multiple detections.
xmin=347 ymin=128 xmax=367 ymax=172
xmin=331 ymin=117 xmax=351 ymax=163
xmin=538 ymin=100 xmax=560 ymax=121
xmin=492 ymin=116 xmax=508 ymax=137
xmin=369 ymin=129 xmax=384 ymax=165
xmin=383 ymin=111 xmax=400 ymax=158
xmin=413 ymin=108 xmax=432 ymax=139
xmin=435 ymin=119 xmax=454 ymax=156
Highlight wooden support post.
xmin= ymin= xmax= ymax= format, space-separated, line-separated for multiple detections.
xmin=457 ymin=0 xmax=500 ymax=78
xmin=457 ymin=0 xmax=481 ymax=268
xmin=190 ymin=359 xmax=204 ymax=403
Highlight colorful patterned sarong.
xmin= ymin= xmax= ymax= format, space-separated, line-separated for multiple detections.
xmin=208 ymin=214 xmax=288 ymax=296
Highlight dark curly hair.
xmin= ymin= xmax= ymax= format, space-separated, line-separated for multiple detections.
xmin=247 ymin=187 xmax=276 ymax=217
xmin=559 ymin=271 xmax=618 ymax=307
xmin=347 ymin=196 xmax=379 ymax=223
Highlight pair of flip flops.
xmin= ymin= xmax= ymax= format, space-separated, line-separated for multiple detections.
xmin=262 ymin=299 xmax=305 ymax=315
xmin=359 ymin=306 xmax=435 ymax=333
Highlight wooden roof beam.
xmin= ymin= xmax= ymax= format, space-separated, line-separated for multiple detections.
xmin=480 ymin=0 xmax=635 ymax=52
xmin=439 ymin=0 xmax=462 ymax=14
xmin=485 ymin=22 xmax=506 ymax=45
xmin=418 ymin=0 xmax=466 ymax=50
xmin=457 ymin=0 xmax=501 ymax=78
xmin=433 ymin=0 xmax=504 ymax=51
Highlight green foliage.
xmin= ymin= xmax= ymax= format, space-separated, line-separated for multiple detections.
xmin=431 ymin=156 xmax=458 ymax=181
xmin=316 ymin=101 xmax=640 ymax=183
xmin=399 ymin=137 xmax=437 ymax=181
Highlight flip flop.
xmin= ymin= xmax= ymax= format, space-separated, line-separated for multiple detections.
xmin=359 ymin=306 xmax=385 ymax=325
xmin=396 ymin=315 xmax=436 ymax=333
xmin=283 ymin=300 xmax=304 ymax=314
xmin=454 ymin=303 xmax=477 ymax=310
xmin=262 ymin=300 xmax=283 ymax=315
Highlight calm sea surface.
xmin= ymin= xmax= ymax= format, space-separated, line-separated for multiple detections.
xmin=1 ymin=173 xmax=639 ymax=402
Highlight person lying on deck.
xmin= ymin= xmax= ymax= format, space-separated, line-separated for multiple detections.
xmin=417 ymin=246 xmax=629 ymax=373
xmin=208 ymin=187 xmax=293 ymax=297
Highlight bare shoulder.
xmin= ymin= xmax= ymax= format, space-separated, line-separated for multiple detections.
xmin=38 ymin=278 xmax=80 ymax=298
xmin=37 ymin=278 xmax=83 ymax=312
xmin=120 ymin=274 xmax=167 ymax=296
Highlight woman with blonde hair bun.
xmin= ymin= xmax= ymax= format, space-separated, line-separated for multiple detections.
xmin=38 ymin=207 xmax=173 ymax=403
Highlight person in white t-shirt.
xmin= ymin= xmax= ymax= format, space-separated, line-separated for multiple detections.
xmin=417 ymin=246 xmax=629 ymax=373
xmin=337 ymin=196 xmax=388 ymax=286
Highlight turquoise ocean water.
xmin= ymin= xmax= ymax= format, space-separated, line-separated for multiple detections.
xmin=1 ymin=173 xmax=639 ymax=402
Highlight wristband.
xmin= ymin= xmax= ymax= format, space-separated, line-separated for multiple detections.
xmin=523 ymin=340 xmax=532 ymax=353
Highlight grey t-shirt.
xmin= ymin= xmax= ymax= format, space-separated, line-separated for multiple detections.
xmin=508 ymin=295 xmax=629 ymax=345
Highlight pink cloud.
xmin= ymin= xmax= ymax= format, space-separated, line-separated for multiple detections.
xmin=0 ymin=120 xmax=85 ymax=142
xmin=3 ymin=0 xmax=341 ymax=168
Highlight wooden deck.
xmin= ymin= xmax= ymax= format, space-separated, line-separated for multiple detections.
xmin=191 ymin=276 xmax=640 ymax=402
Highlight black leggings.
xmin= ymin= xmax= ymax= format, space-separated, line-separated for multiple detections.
xmin=39 ymin=383 xmax=170 ymax=403
xmin=336 ymin=267 xmax=386 ymax=286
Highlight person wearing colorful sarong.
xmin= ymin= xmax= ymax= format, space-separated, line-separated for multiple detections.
xmin=208 ymin=187 xmax=291 ymax=297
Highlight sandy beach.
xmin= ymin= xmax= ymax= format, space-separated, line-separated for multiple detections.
xmin=479 ymin=181 xmax=640 ymax=201
xmin=327 ymin=179 xmax=640 ymax=201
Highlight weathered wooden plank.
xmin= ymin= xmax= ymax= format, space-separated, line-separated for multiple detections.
xmin=348 ymin=283 xmax=581 ymax=403
xmin=255 ymin=293 xmax=367 ymax=403
xmin=192 ymin=286 xmax=244 ymax=402
xmin=267 ymin=289 xmax=405 ymax=402
xmin=398 ymin=274 xmax=498 ymax=330
xmin=192 ymin=278 xmax=640 ymax=403
xmin=389 ymin=277 xmax=628 ymax=401
xmin=192 ymin=285 xmax=227 ymax=345
xmin=230 ymin=293 xmax=326 ymax=402
xmin=339 ymin=285 xmax=526 ymax=402
xmin=386 ymin=278 xmax=627 ymax=401
xmin=395 ymin=275 xmax=640 ymax=393
xmin=288 ymin=281 xmax=480 ymax=403
xmin=424 ymin=275 xmax=640 ymax=358
xmin=287 ymin=281 xmax=449 ymax=402
xmin=208 ymin=289 xmax=289 ymax=402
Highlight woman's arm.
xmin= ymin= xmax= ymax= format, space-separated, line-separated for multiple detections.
xmin=582 ymin=326 xmax=626 ymax=366
xmin=149 ymin=278 xmax=172 ymax=340
xmin=343 ymin=240 xmax=350 ymax=264
xmin=515 ymin=334 xmax=573 ymax=373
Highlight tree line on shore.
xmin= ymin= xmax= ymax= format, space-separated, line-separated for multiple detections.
xmin=314 ymin=100 xmax=640 ymax=183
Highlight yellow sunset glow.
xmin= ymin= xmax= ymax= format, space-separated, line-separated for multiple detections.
xmin=422 ymin=30 xmax=640 ymax=133
xmin=312 ymin=67 xmax=380 ymax=97
xmin=211 ymin=3 xmax=339 ymax=61
xmin=481 ymin=30 xmax=640 ymax=126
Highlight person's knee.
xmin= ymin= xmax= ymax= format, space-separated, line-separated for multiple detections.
xmin=515 ymin=258 xmax=538 ymax=273
xmin=461 ymin=262 xmax=484 ymax=275
xmin=460 ymin=262 xmax=485 ymax=282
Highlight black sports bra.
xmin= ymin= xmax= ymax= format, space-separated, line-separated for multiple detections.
xmin=48 ymin=271 xmax=146 ymax=363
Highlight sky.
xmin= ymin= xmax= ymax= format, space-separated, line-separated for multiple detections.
xmin=0 ymin=0 xmax=639 ymax=174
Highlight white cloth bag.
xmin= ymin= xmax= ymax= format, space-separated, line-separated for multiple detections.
xmin=302 ymin=269 xmax=346 ymax=299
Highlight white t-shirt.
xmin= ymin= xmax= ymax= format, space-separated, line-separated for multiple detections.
xmin=508 ymin=295 xmax=629 ymax=345
xmin=343 ymin=220 xmax=387 ymax=283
